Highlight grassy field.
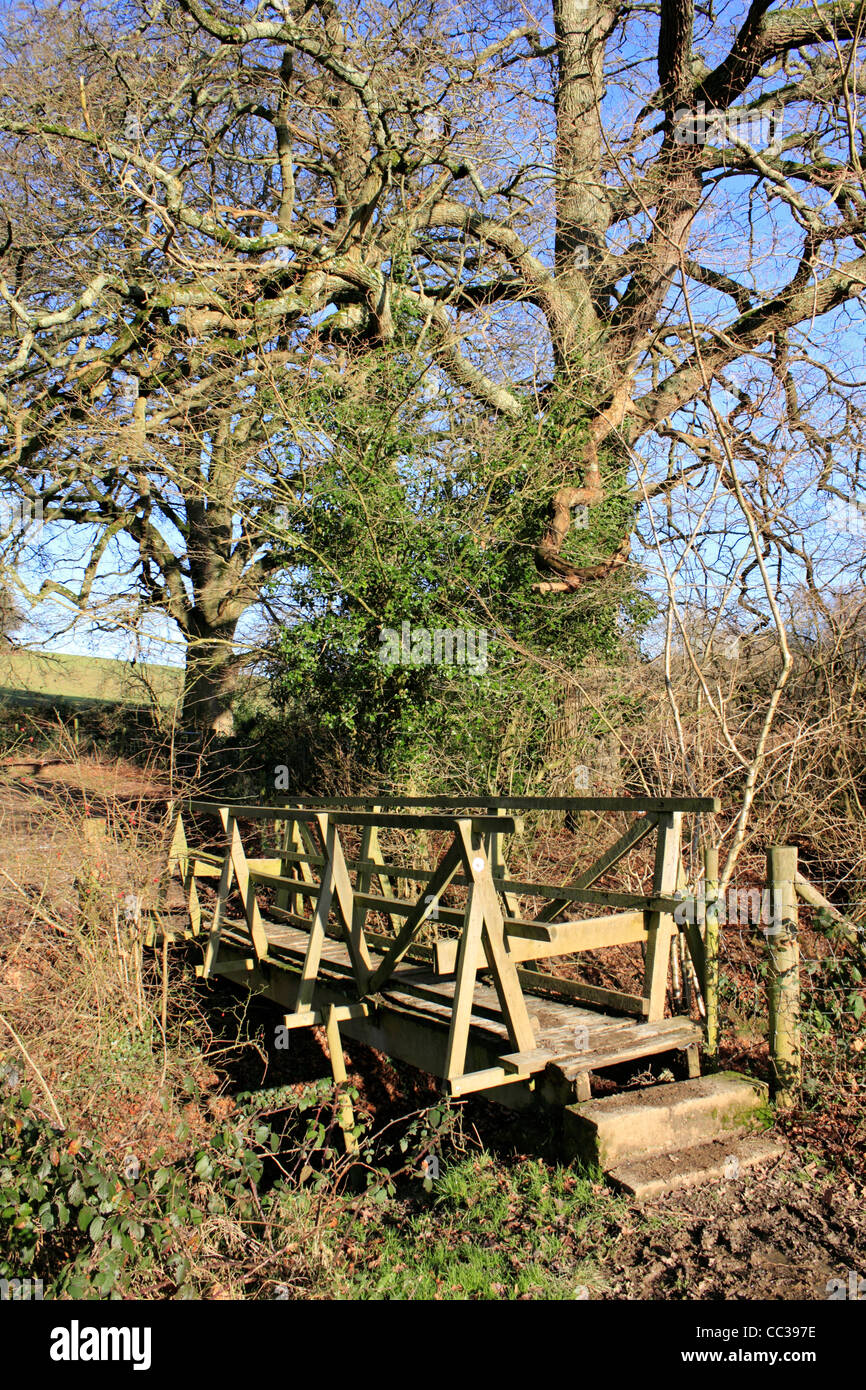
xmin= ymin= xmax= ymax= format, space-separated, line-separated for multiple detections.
xmin=0 ymin=648 xmax=183 ymax=711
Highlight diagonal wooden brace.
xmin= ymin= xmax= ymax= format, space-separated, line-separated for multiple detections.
xmin=366 ymin=838 xmax=463 ymax=993
xmin=443 ymin=820 xmax=536 ymax=1084
xmin=536 ymin=815 xmax=657 ymax=922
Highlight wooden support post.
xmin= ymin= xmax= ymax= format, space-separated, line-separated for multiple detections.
xmin=766 ymin=845 xmax=801 ymax=1110
xmin=165 ymin=808 xmax=202 ymax=935
xmin=643 ymin=812 xmax=682 ymax=1022
xmin=181 ymin=831 xmax=207 ymax=939
xmin=295 ymin=839 xmax=335 ymax=1013
xmin=225 ymin=810 xmax=269 ymax=962
xmin=457 ymin=823 xmax=536 ymax=1055
xmin=201 ymin=837 xmax=233 ymax=979
xmin=703 ymin=846 xmax=720 ymax=1071
xmin=275 ymin=819 xmax=302 ymax=914
xmin=187 ymin=871 xmax=202 ymax=938
xmin=352 ymin=807 xmax=384 ymax=938
xmin=315 ymin=814 xmax=372 ymax=993
xmin=166 ymin=804 xmax=186 ymax=878
xmin=443 ymin=886 xmax=486 ymax=1082
xmin=491 ymin=807 xmax=521 ymax=919
xmin=356 ymin=816 xmax=404 ymax=926
xmin=197 ymin=811 xmax=237 ymax=978
xmin=324 ymin=1004 xmax=358 ymax=1154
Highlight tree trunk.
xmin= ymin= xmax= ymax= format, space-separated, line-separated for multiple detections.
xmin=181 ymin=630 xmax=241 ymax=734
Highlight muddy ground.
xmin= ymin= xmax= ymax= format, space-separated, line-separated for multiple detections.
xmin=606 ymin=1162 xmax=864 ymax=1300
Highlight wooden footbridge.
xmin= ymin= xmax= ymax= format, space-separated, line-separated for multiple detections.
xmin=158 ymin=794 xmax=720 ymax=1134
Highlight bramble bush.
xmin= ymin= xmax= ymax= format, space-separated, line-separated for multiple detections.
xmin=0 ymin=1076 xmax=459 ymax=1298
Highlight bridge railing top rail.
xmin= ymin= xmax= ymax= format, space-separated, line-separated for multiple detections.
xmin=186 ymin=801 xmax=522 ymax=834
xmin=185 ymin=794 xmax=719 ymax=817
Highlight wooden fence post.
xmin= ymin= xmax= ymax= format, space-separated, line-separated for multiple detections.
xmin=643 ymin=812 xmax=682 ymax=1021
xmin=766 ymin=845 xmax=801 ymax=1109
xmin=703 ymin=846 xmax=720 ymax=1072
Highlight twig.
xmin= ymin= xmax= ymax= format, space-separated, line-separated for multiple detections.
xmin=158 ymin=932 xmax=170 ymax=1087
xmin=0 ymin=869 xmax=72 ymax=935
xmin=0 ymin=1011 xmax=65 ymax=1129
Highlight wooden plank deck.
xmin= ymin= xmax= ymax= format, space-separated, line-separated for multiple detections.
xmin=209 ymin=913 xmax=701 ymax=1099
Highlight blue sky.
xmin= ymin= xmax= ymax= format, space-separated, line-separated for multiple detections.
xmin=3 ymin=0 xmax=865 ymax=671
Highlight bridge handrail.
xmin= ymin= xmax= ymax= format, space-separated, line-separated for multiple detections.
xmin=185 ymin=794 xmax=719 ymax=814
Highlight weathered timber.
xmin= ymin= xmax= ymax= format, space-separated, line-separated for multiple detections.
xmin=249 ymin=869 xmax=321 ymax=898
xmin=247 ymin=795 xmax=720 ymax=813
xmin=767 ymin=846 xmax=801 ymax=1109
xmin=165 ymin=795 xmax=714 ymax=1105
xmin=643 ymin=813 xmax=682 ymax=1022
xmin=327 ymin=811 xmax=524 ymax=835
xmin=499 ymin=880 xmax=679 ymax=913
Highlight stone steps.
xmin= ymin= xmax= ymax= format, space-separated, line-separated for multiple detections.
xmin=562 ymin=1072 xmax=783 ymax=1198
xmin=607 ymin=1132 xmax=786 ymax=1200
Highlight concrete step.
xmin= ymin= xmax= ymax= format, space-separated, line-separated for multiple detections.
xmin=563 ymin=1072 xmax=770 ymax=1169
xmin=607 ymin=1132 xmax=786 ymax=1200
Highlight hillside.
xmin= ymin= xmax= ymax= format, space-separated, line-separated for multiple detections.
xmin=0 ymin=648 xmax=183 ymax=711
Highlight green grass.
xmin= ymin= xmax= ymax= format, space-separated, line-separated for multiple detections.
xmin=0 ymin=648 xmax=183 ymax=711
xmin=333 ymin=1151 xmax=631 ymax=1300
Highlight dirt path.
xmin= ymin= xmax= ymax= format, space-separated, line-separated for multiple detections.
xmin=604 ymin=1157 xmax=865 ymax=1300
